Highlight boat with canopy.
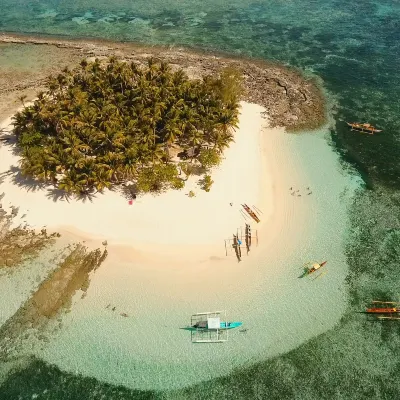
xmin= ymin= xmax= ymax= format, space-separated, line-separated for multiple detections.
xmin=183 ymin=311 xmax=243 ymax=343
xmin=299 ymin=260 xmax=327 ymax=279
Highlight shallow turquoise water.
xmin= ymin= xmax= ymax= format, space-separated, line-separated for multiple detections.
xmin=1 ymin=0 xmax=400 ymax=398
xmin=27 ymin=128 xmax=356 ymax=391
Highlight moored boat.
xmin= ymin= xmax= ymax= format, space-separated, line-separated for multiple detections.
xmin=346 ymin=122 xmax=382 ymax=134
xmin=185 ymin=311 xmax=243 ymax=342
xmin=184 ymin=321 xmax=243 ymax=331
xmin=365 ymin=301 xmax=400 ymax=314
xmin=361 ymin=301 xmax=400 ymax=321
xmin=299 ymin=260 xmax=327 ymax=278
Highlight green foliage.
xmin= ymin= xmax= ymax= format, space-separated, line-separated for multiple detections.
xmin=135 ymin=164 xmax=182 ymax=194
xmin=13 ymin=57 xmax=241 ymax=196
xmin=200 ymin=174 xmax=214 ymax=192
xmin=198 ymin=148 xmax=222 ymax=170
xmin=218 ymin=66 xmax=244 ymax=104
xmin=178 ymin=161 xmax=198 ymax=180
xmin=188 ymin=190 xmax=195 ymax=198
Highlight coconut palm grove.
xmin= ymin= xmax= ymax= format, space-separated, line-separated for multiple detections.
xmin=13 ymin=57 xmax=241 ymax=195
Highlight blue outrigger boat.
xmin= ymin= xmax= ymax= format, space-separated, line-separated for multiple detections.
xmin=184 ymin=311 xmax=242 ymax=342
xmin=184 ymin=321 xmax=243 ymax=331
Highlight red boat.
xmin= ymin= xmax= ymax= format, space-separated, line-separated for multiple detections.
xmin=366 ymin=301 xmax=400 ymax=314
xmin=242 ymin=204 xmax=260 ymax=223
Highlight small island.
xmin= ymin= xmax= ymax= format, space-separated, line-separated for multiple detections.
xmin=13 ymin=57 xmax=242 ymax=196
xmin=0 ymin=35 xmax=344 ymax=393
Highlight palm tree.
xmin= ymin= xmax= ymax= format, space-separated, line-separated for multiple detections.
xmin=18 ymin=95 xmax=27 ymax=107
xmin=14 ymin=57 xmax=242 ymax=196
xmin=215 ymin=108 xmax=239 ymax=136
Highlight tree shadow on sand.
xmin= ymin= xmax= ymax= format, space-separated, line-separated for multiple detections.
xmin=45 ymin=187 xmax=97 ymax=203
xmin=2 ymin=127 xmax=128 ymax=204
xmin=0 ymin=130 xmax=20 ymax=157
xmin=1 ymin=131 xmax=48 ymax=193
xmin=1 ymin=130 xmax=102 ymax=204
xmin=45 ymin=188 xmax=72 ymax=203
xmin=117 ymin=183 xmax=138 ymax=201
xmin=9 ymin=165 xmax=47 ymax=193
xmin=7 ymin=166 xmax=98 ymax=203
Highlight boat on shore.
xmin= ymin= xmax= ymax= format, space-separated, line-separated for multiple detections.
xmin=242 ymin=204 xmax=260 ymax=223
xmin=299 ymin=260 xmax=327 ymax=278
xmin=346 ymin=122 xmax=382 ymax=134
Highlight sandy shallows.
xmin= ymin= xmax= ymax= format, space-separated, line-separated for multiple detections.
xmin=0 ymin=102 xmax=353 ymax=390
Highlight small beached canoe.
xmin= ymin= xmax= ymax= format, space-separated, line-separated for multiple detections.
xmin=242 ymin=204 xmax=260 ymax=223
xmin=183 ymin=321 xmax=243 ymax=331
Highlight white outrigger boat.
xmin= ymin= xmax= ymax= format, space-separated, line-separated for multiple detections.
xmin=299 ymin=260 xmax=328 ymax=279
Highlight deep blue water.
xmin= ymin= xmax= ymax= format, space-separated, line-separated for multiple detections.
xmin=0 ymin=0 xmax=400 ymax=398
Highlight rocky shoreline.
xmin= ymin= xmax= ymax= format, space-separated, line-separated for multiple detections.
xmin=0 ymin=33 xmax=325 ymax=131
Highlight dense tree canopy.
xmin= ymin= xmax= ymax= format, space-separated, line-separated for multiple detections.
xmin=13 ymin=57 xmax=242 ymax=196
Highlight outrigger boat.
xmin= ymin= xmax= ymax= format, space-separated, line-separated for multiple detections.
xmin=299 ymin=260 xmax=327 ymax=278
xmin=184 ymin=321 xmax=243 ymax=331
xmin=346 ymin=122 xmax=382 ymax=135
xmin=242 ymin=204 xmax=260 ymax=223
xmin=184 ymin=311 xmax=243 ymax=343
xmin=363 ymin=301 xmax=400 ymax=321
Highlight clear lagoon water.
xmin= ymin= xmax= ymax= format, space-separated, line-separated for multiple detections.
xmin=0 ymin=0 xmax=400 ymax=398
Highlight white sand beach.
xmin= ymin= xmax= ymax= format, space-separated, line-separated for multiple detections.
xmin=0 ymin=101 xmax=353 ymax=390
xmin=0 ymin=101 xmax=287 ymax=261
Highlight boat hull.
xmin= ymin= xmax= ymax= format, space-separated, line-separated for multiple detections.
xmin=183 ymin=322 xmax=243 ymax=331
xmin=242 ymin=204 xmax=260 ymax=223
xmin=346 ymin=122 xmax=382 ymax=133
xmin=298 ymin=261 xmax=327 ymax=278
xmin=366 ymin=308 xmax=400 ymax=314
